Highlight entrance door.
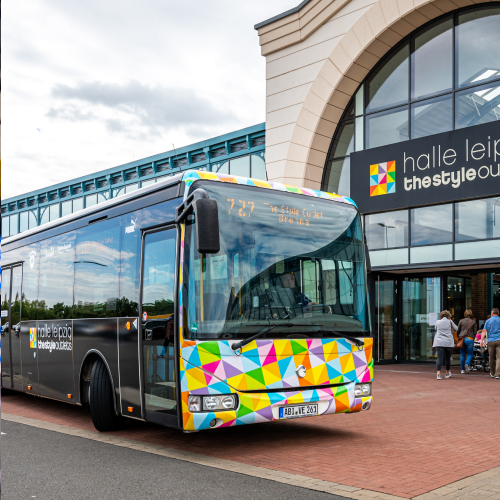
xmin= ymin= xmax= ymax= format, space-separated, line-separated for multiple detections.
xmin=141 ymin=227 xmax=178 ymax=426
xmin=1 ymin=265 xmax=23 ymax=390
xmin=374 ymin=276 xmax=398 ymax=362
xmin=402 ymin=277 xmax=441 ymax=362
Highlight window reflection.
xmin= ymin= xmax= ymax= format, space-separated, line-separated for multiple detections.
xmin=230 ymin=155 xmax=250 ymax=177
xmin=366 ymin=44 xmax=409 ymax=112
xmin=455 ymin=197 xmax=500 ymax=241
xmin=411 ymin=205 xmax=453 ymax=246
xmin=457 ymin=7 xmax=500 ymax=87
xmin=366 ymin=106 xmax=409 ymax=149
xmin=323 ymin=157 xmax=350 ymax=196
xmin=411 ymin=94 xmax=453 ymax=139
xmin=329 ymin=121 xmax=354 ymax=158
xmin=365 ymin=210 xmax=409 ymax=249
xmin=455 ymin=82 xmax=500 ymax=129
xmin=412 ymin=18 xmax=453 ymax=99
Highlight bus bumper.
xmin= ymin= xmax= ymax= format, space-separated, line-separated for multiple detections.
xmin=182 ymin=383 xmax=372 ymax=431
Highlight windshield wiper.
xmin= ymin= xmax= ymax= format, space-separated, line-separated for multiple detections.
xmin=230 ymin=323 xmax=319 ymax=351
xmin=314 ymin=330 xmax=365 ymax=347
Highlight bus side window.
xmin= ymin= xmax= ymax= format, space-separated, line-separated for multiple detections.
xmin=338 ymin=261 xmax=354 ymax=306
xmin=321 ymin=260 xmax=337 ymax=306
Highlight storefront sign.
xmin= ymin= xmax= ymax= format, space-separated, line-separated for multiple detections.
xmin=350 ymin=121 xmax=500 ymax=214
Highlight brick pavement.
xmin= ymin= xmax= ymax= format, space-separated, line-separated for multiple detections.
xmin=2 ymin=365 xmax=500 ymax=499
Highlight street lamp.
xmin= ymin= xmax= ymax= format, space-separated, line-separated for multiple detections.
xmin=377 ymin=223 xmax=396 ymax=248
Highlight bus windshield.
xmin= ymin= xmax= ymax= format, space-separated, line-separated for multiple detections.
xmin=182 ymin=182 xmax=370 ymax=340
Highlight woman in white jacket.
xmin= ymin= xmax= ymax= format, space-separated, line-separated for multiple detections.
xmin=433 ymin=310 xmax=458 ymax=380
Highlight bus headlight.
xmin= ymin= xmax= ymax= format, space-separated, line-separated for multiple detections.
xmin=190 ymin=394 xmax=238 ymax=412
xmin=221 ymin=395 xmax=236 ymax=409
xmin=354 ymin=383 xmax=371 ymax=397
xmin=203 ymin=396 xmax=220 ymax=411
xmin=188 ymin=395 xmax=201 ymax=412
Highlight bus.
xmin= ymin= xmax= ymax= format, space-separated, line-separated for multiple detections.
xmin=1 ymin=170 xmax=373 ymax=432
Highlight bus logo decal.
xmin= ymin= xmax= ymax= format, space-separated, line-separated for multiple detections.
xmin=30 ymin=328 xmax=37 ymax=348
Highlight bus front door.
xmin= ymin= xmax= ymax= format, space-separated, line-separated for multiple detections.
xmin=1 ymin=265 xmax=23 ymax=390
xmin=140 ymin=227 xmax=179 ymax=427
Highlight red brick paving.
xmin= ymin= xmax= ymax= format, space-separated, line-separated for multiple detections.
xmin=3 ymin=365 xmax=500 ymax=498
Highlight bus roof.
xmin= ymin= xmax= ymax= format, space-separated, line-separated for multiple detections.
xmin=3 ymin=170 xmax=356 ymax=247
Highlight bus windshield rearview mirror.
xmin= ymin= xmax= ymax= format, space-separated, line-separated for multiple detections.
xmin=194 ymin=198 xmax=220 ymax=254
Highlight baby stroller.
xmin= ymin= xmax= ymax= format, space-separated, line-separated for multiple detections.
xmin=469 ymin=334 xmax=490 ymax=373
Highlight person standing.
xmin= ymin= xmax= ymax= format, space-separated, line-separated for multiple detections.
xmin=481 ymin=308 xmax=500 ymax=379
xmin=457 ymin=310 xmax=477 ymax=374
xmin=433 ymin=311 xmax=458 ymax=380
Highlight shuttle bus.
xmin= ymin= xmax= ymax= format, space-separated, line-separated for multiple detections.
xmin=1 ymin=170 xmax=373 ymax=432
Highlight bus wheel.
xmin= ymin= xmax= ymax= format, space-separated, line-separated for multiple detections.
xmin=89 ymin=359 xmax=119 ymax=432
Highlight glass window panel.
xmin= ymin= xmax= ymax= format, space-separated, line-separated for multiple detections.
xmin=40 ymin=207 xmax=50 ymax=226
xmin=49 ymin=203 xmax=59 ymax=221
xmin=2 ymin=216 xmax=9 ymax=238
xmin=19 ymin=212 xmax=29 ymax=233
xmin=38 ymin=232 xmax=75 ymax=320
xmin=366 ymin=43 xmax=409 ymax=112
xmin=365 ymin=210 xmax=409 ymax=249
xmin=141 ymin=179 xmax=156 ymax=187
xmin=214 ymin=162 xmax=228 ymax=175
xmin=412 ymin=17 xmax=453 ymax=98
xmin=455 ymin=81 xmax=500 ymax=129
xmin=156 ymin=175 xmax=171 ymax=182
xmin=21 ymin=243 xmax=40 ymax=321
xmin=455 ymin=239 xmax=500 ymax=260
xmin=411 ymin=204 xmax=453 ymax=245
xmin=410 ymin=244 xmax=453 ymax=263
xmin=344 ymin=100 xmax=355 ymax=120
xmin=355 ymin=85 xmax=364 ymax=116
xmin=457 ymin=7 xmax=500 ymax=88
xmin=455 ymin=197 xmax=500 ymax=241
xmin=85 ymin=194 xmax=97 ymax=208
xmin=10 ymin=214 xmax=19 ymax=235
xmin=355 ymin=117 xmax=363 ymax=152
xmin=323 ymin=157 xmax=350 ymax=196
xmin=251 ymin=153 xmax=267 ymax=180
xmin=330 ymin=121 xmax=354 ymax=158
xmin=366 ymin=106 xmax=409 ymax=149
xmin=125 ymin=183 xmax=138 ymax=194
xmin=61 ymin=200 xmax=72 ymax=217
xmin=369 ymin=248 xmax=409 ymax=267
xmin=229 ymin=156 xmax=250 ymax=177
xmin=112 ymin=187 xmax=124 ymax=198
xmin=28 ymin=210 xmax=38 ymax=229
xmin=74 ymin=219 xmax=120 ymax=318
xmin=73 ymin=198 xmax=83 ymax=212
xmin=411 ymin=94 xmax=453 ymax=139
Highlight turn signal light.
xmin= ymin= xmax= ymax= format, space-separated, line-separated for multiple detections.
xmin=126 ymin=322 xmax=131 ymax=330
xmin=28 ymin=385 xmax=32 ymax=391
xmin=128 ymin=406 xmax=134 ymax=413
xmin=67 ymin=394 xmax=72 ymax=399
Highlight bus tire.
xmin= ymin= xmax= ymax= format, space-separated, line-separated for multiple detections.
xmin=89 ymin=359 xmax=119 ymax=432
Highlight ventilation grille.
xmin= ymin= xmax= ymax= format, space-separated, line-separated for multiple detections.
xmin=111 ymin=175 xmax=123 ymax=185
xmin=28 ymin=199 xmax=37 ymax=207
xmin=97 ymin=179 xmax=109 ymax=189
xmin=174 ymin=158 xmax=188 ymax=168
xmin=19 ymin=201 xmax=27 ymax=209
xmin=49 ymin=193 xmax=59 ymax=201
xmin=252 ymin=136 xmax=265 ymax=147
xmin=125 ymin=171 xmax=138 ymax=181
xmin=156 ymin=162 xmax=170 ymax=172
xmin=211 ymin=146 xmax=226 ymax=158
xmin=73 ymin=186 xmax=83 ymax=194
xmin=191 ymin=153 xmax=207 ymax=163
xmin=39 ymin=195 xmax=48 ymax=204
xmin=1 ymin=207 xmax=7 ymax=214
xmin=60 ymin=189 xmax=70 ymax=198
xmin=85 ymin=183 xmax=96 ymax=192
xmin=230 ymin=141 xmax=248 ymax=153
xmin=141 ymin=166 xmax=154 ymax=177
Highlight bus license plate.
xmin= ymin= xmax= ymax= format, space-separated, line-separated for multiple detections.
xmin=279 ymin=404 xmax=318 ymax=419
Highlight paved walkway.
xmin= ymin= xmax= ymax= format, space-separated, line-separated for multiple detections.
xmin=2 ymin=365 xmax=500 ymax=499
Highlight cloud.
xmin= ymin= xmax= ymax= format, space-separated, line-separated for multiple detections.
xmin=49 ymin=80 xmax=238 ymax=137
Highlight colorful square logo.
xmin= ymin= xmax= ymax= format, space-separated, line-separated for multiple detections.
xmin=30 ymin=327 xmax=37 ymax=348
xmin=370 ymin=161 xmax=395 ymax=196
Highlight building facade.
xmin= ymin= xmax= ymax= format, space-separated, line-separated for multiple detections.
xmin=256 ymin=0 xmax=500 ymax=363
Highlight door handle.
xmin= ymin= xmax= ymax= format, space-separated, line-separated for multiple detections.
xmin=144 ymin=329 xmax=153 ymax=341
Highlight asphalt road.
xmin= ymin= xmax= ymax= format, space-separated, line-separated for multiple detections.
xmin=2 ymin=420 xmax=345 ymax=500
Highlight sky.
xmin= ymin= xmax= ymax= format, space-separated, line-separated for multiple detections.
xmin=2 ymin=0 xmax=296 ymax=198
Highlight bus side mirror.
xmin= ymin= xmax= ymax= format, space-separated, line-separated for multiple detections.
xmin=194 ymin=198 xmax=220 ymax=254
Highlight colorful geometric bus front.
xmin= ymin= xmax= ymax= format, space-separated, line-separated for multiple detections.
xmin=178 ymin=172 xmax=373 ymax=431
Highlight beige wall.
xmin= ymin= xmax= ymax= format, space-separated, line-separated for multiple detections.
xmin=257 ymin=0 xmax=494 ymax=191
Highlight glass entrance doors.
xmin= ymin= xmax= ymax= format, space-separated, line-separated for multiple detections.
xmin=374 ymin=277 xmax=397 ymax=362
xmin=141 ymin=227 xmax=178 ymax=425
xmin=402 ymin=277 xmax=441 ymax=362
